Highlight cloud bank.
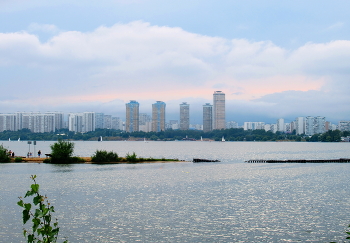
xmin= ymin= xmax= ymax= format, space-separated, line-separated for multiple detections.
xmin=0 ymin=21 xmax=349 ymax=123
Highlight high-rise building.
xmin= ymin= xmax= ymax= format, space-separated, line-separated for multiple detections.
xmin=139 ymin=113 xmax=152 ymax=132
xmin=125 ymin=100 xmax=139 ymax=132
xmin=338 ymin=121 xmax=350 ymax=131
xmin=0 ymin=114 xmax=16 ymax=132
xmin=243 ymin=122 xmax=265 ymax=130
xmin=295 ymin=117 xmax=305 ymax=135
xmin=203 ymin=103 xmax=213 ymax=132
xmin=314 ymin=116 xmax=325 ymax=134
xmin=277 ymin=118 xmax=285 ymax=132
xmin=305 ymin=116 xmax=325 ymax=135
xmin=95 ymin=113 xmax=105 ymax=129
xmin=68 ymin=112 xmax=95 ymax=133
xmin=179 ymin=102 xmax=190 ymax=130
xmin=152 ymin=101 xmax=166 ymax=132
xmin=213 ymin=91 xmax=225 ymax=130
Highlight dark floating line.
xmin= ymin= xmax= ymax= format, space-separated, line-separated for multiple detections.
xmin=245 ymin=158 xmax=350 ymax=163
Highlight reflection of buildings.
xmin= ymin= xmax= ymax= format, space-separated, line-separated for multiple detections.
xmin=125 ymin=100 xmax=139 ymax=132
xmin=213 ymin=91 xmax=225 ymax=130
xmin=203 ymin=103 xmax=213 ymax=132
xmin=180 ymin=102 xmax=190 ymax=130
xmin=152 ymin=101 xmax=166 ymax=132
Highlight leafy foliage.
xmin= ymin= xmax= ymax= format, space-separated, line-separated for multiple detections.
xmin=49 ymin=140 xmax=75 ymax=164
xmin=15 ymin=157 xmax=23 ymax=162
xmin=126 ymin=152 xmax=139 ymax=162
xmin=91 ymin=150 xmax=119 ymax=162
xmin=17 ymin=175 xmax=68 ymax=243
xmin=0 ymin=144 xmax=10 ymax=162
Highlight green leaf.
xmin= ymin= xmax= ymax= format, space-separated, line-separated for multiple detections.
xmin=31 ymin=184 xmax=39 ymax=193
xmin=32 ymin=218 xmax=41 ymax=232
xmin=23 ymin=209 xmax=30 ymax=224
xmin=25 ymin=190 xmax=35 ymax=198
xmin=27 ymin=234 xmax=34 ymax=243
xmin=33 ymin=195 xmax=42 ymax=205
xmin=346 ymin=232 xmax=350 ymax=235
xmin=24 ymin=203 xmax=31 ymax=211
xmin=34 ymin=208 xmax=44 ymax=218
xmin=17 ymin=199 xmax=24 ymax=207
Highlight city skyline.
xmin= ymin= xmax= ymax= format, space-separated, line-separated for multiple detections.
xmin=0 ymin=1 xmax=349 ymax=124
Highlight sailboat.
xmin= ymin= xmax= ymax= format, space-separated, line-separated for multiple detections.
xmin=222 ymin=136 xmax=225 ymax=142
xmin=200 ymin=136 xmax=203 ymax=141
xmin=18 ymin=138 xmax=20 ymax=141
xmin=8 ymin=138 xmax=10 ymax=142
xmin=98 ymin=136 xmax=103 ymax=142
xmin=144 ymin=138 xmax=148 ymax=143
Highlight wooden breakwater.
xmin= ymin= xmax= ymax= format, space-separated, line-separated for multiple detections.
xmin=245 ymin=158 xmax=350 ymax=163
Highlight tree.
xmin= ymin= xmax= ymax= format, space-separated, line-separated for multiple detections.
xmin=49 ymin=140 xmax=75 ymax=163
xmin=0 ymin=144 xmax=10 ymax=162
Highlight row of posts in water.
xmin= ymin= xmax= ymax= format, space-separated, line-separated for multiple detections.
xmin=245 ymin=158 xmax=350 ymax=163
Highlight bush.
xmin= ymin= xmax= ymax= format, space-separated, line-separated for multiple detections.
xmin=0 ymin=145 xmax=10 ymax=162
xmin=91 ymin=150 xmax=119 ymax=162
xmin=126 ymin=152 xmax=139 ymax=162
xmin=50 ymin=140 xmax=75 ymax=163
xmin=14 ymin=157 xmax=23 ymax=162
xmin=70 ymin=157 xmax=85 ymax=163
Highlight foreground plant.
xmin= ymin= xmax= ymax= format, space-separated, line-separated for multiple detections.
xmin=17 ymin=175 xmax=67 ymax=243
xmin=0 ymin=144 xmax=10 ymax=162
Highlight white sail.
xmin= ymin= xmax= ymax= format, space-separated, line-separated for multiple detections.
xmin=222 ymin=136 xmax=225 ymax=142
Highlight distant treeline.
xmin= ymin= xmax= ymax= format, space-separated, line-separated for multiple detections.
xmin=0 ymin=128 xmax=349 ymax=142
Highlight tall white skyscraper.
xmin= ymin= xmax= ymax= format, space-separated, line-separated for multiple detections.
xmin=295 ymin=117 xmax=305 ymax=135
xmin=213 ymin=91 xmax=225 ymax=130
xmin=180 ymin=102 xmax=190 ymax=130
xmin=203 ymin=103 xmax=213 ymax=132
xmin=276 ymin=118 xmax=285 ymax=132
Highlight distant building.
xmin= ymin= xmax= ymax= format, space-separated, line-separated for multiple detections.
xmin=276 ymin=118 xmax=285 ymax=132
xmin=68 ymin=112 xmax=95 ymax=133
xmin=213 ymin=91 xmax=225 ymax=129
xmin=125 ymin=100 xmax=139 ymax=132
xmin=295 ymin=117 xmax=305 ymax=135
xmin=338 ymin=121 xmax=350 ymax=131
xmin=244 ymin=122 xmax=265 ymax=131
xmin=139 ymin=113 xmax=152 ymax=132
xmin=152 ymin=101 xmax=166 ymax=132
xmin=179 ymin=102 xmax=190 ymax=130
xmin=95 ymin=113 xmax=105 ymax=129
xmin=111 ymin=117 xmax=123 ymax=130
xmin=203 ymin=103 xmax=213 ymax=132
xmin=305 ymin=116 xmax=325 ymax=135
xmin=0 ymin=114 xmax=16 ymax=132
xmin=226 ymin=121 xmax=239 ymax=129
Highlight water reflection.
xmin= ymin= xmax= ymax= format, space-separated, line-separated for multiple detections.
xmin=49 ymin=163 xmax=74 ymax=173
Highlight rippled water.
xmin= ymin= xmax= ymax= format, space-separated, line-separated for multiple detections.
xmin=1 ymin=141 xmax=350 ymax=242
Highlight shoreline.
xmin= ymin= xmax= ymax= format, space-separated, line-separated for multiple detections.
xmin=8 ymin=157 xmax=188 ymax=164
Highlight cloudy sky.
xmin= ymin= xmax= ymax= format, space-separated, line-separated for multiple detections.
xmin=1 ymin=0 xmax=350 ymax=124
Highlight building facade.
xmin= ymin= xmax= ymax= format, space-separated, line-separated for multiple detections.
xmin=152 ymin=101 xmax=166 ymax=132
xmin=179 ymin=102 xmax=190 ymax=130
xmin=203 ymin=103 xmax=213 ymax=132
xmin=213 ymin=91 xmax=225 ymax=130
xmin=125 ymin=100 xmax=139 ymax=132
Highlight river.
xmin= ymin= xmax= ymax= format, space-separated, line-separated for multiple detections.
xmin=1 ymin=141 xmax=350 ymax=242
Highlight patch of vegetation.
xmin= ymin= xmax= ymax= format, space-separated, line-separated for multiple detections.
xmin=14 ymin=157 xmax=23 ymax=162
xmin=0 ymin=144 xmax=10 ymax=162
xmin=126 ymin=152 xmax=139 ymax=162
xmin=91 ymin=150 xmax=119 ymax=162
xmin=49 ymin=140 xmax=75 ymax=163
xmin=17 ymin=175 xmax=68 ymax=243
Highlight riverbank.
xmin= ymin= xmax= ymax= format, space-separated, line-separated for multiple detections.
xmin=9 ymin=157 xmax=187 ymax=164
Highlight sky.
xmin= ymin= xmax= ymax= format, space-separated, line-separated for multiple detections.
xmin=1 ymin=0 xmax=350 ymax=124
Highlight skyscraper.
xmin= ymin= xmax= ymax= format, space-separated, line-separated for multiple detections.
xmin=180 ymin=102 xmax=190 ymax=130
xmin=152 ymin=101 xmax=166 ymax=132
xmin=125 ymin=100 xmax=139 ymax=132
xmin=203 ymin=103 xmax=213 ymax=132
xmin=213 ymin=91 xmax=225 ymax=130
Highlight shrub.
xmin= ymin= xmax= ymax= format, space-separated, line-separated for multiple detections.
xmin=70 ymin=157 xmax=85 ymax=163
xmin=14 ymin=157 xmax=23 ymax=162
xmin=17 ymin=175 xmax=68 ymax=243
xmin=126 ymin=152 xmax=139 ymax=162
xmin=50 ymin=140 xmax=75 ymax=163
xmin=91 ymin=150 xmax=119 ymax=162
xmin=43 ymin=158 xmax=51 ymax=163
xmin=0 ymin=145 xmax=10 ymax=162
